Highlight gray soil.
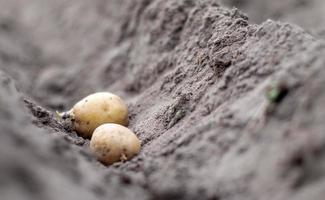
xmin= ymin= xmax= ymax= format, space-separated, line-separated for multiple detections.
xmin=1 ymin=0 xmax=325 ymax=200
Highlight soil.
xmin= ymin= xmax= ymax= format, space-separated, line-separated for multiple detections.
xmin=0 ymin=0 xmax=325 ymax=200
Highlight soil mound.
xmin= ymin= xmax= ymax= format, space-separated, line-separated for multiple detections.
xmin=0 ymin=0 xmax=325 ymax=199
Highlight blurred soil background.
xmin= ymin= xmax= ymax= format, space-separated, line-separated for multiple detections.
xmin=0 ymin=0 xmax=325 ymax=200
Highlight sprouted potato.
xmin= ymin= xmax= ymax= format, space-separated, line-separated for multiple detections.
xmin=90 ymin=123 xmax=141 ymax=165
xmin=59 ymin=92 xmax=129 ymax=138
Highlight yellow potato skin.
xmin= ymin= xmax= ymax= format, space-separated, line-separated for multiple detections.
xmin=72 ymin=92 xmax=128 ymax=138
xmin=90 ymin=124 xmax=141 ymax=165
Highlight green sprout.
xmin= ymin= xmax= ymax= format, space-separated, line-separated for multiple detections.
xmin=55 ymin=110 xmax=63 ymax=120
xmin=55 ymin=110 xmax=73 ymax=120
xmin=266 ymin=81 xmax=289 ymax=104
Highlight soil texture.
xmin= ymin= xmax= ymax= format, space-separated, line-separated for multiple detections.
xmin=1 ymin=0 xmax=325 ymax=200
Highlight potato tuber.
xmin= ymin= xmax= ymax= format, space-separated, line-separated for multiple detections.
xmin=90 ymin=123 xmax=141 ymax=165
